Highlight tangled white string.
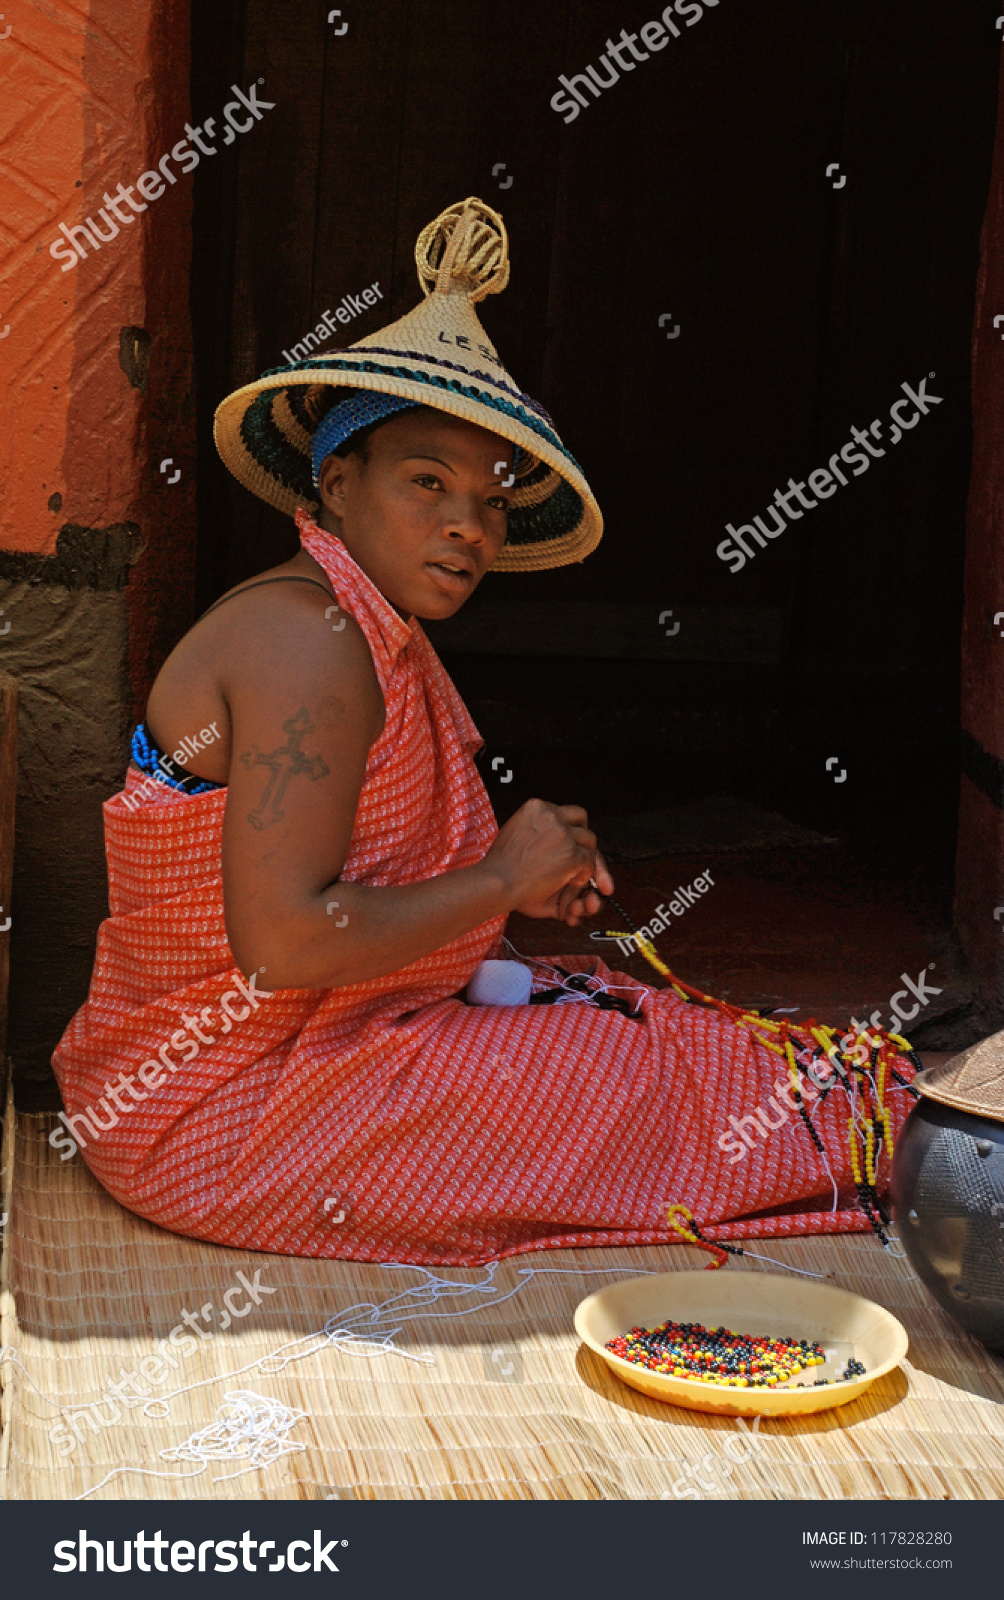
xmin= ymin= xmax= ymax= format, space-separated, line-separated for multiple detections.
xmin=70 ymin=1265 xmax=650 ymax=1498
xmin=500 ymin=939 xmax=645 ymax=1013
xmin=75 ymin=1390 xmax=307 ymax=1500
xmin=160 ymin=1389 xmax=308 ymax=1477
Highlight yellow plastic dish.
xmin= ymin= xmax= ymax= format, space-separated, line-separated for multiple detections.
xmin=575 ymin=1270 xmax=908 ymax=1417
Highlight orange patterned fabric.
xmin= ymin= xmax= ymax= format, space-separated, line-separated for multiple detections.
xmin=51 ymin=513 xmax=914 ymax=1263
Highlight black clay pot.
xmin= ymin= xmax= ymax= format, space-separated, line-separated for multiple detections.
xmin=891 ymin=1097 xmax=1004 ymax=1353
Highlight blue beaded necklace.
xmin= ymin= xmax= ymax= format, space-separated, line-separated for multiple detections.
xmin=130 ymin=722 xmax=223 ymax=796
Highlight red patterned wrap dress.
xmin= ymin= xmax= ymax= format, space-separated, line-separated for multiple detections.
xmin=51 ymin=514 xmax=915 ymax=1263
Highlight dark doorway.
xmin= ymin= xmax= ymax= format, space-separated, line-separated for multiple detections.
xmin=189 ymin=0 xmax=1001 ymax=1043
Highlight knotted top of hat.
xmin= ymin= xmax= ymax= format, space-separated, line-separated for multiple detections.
xmin=915 ymin=1032 xmax=1004 ymax=1126
xmin=213 ymin=197 xmax=602 ymax=572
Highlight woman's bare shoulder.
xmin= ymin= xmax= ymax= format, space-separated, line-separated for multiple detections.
xmin=146 ymin=555 xmax=384 ymax=780
xmin=217 ymin=561 xmax=379 ymax=684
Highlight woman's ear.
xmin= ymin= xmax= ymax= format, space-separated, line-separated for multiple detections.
xmin=316 ymin=452 xmax=351 ymax=520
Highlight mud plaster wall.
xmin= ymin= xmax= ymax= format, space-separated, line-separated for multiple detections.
xmin=1 ymin=1 xmax=196 ymax=1104
xmin=0 ymin=571 xmax=133 ymax=1092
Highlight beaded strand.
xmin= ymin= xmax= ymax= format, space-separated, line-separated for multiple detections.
xmin=666 ymin=1204 xmax=744 ymax=1269
xmin=596 ymin=889 xmax=921 ymax=1249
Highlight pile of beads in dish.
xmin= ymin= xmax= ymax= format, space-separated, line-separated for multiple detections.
xmin=605 ymin=1319 xmax=866 ymax=1388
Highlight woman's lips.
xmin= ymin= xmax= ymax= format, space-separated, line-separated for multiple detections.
xmin=425 ymin=560 xmax=475 ymax=595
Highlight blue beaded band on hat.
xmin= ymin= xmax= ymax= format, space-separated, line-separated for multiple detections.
xmin=311 ymin=391 xmax=420 ymax=488
xmin=130 ymin=723 xmax=223 ymax=795
xmin=310 ymin=387 xmax=523 ymax=490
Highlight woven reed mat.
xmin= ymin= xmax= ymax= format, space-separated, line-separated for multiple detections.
xmin=2 ymin=1105 xmax=1003 ymax=1502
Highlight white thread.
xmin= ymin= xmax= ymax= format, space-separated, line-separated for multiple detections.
xmin=75 ymin=1390 xmax=307 ymax=1500
xmin=70 ymin=1265 xmax=655 ymax=1497
xmin=75 ymin=1462 xmax=208 ymax=1500
xmin=256 ymin=1261 xmax=657 ymax=1376
xmin=502 ymin=936 xmax=650 ymax=1012
xmin=819 ymin=1141 xmax=841 ymax=1216
xmin=142 ymin=1262 xmax=655 ymax=1418
xmin=161 ymin=1389 xmax=308 ymax=1477
xmin=536 ymin=965 xmax=645 ymax=1014
xmin=0 ymin=1347 xmax=66 ymax=1414
xmin=881 ymin=1236 xmax=911 ymax=1260
xmin=727 ymin=1249 xmax=828 ymax=1280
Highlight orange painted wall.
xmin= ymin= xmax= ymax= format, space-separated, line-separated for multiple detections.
xmin=0 ymin=0 xmax=196 ymax=707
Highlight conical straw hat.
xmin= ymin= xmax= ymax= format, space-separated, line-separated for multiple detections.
xmin=915 ymin=1031 xmax=1004 ymax=1125
xmin=213 ymin=197 xmax=603 ymax=572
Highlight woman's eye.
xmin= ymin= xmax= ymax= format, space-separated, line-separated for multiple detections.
xmin=414 ymin=474 xmax=442 ymax=490
xmin=486 ymin=496 xmax=508 ymax=511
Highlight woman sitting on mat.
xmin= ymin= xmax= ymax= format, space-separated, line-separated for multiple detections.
xmin=52 ymin=198 xmax=918 ymax=1264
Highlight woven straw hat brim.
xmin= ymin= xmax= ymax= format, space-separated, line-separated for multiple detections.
xmin=915 ymin=1030 xmax=1004 ymax=1125
xmin=212 ymin=196 xmax=603 ymax=574
xmin=214 ymin=367 xmax=601 ymax=573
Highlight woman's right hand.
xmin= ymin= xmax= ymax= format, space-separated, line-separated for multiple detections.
xmin=481 ymin=799 xmax=614 ymax=924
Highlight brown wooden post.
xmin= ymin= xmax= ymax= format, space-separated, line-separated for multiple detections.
xmin=956 ymin=53 xmax=1004 ymax=1012
xmin=0 ymin=673 xmax=17 ymax=1064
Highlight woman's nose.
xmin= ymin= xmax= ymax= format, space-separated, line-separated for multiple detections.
xmin=443 ymin=496 xmax=485 ymax=541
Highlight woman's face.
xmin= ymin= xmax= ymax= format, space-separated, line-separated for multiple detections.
xmin=315 ymin=408 xmax=514 ymax=619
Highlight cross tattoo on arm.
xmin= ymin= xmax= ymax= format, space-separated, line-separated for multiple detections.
xmin=241 ymin=707 xmax=330 ymax=830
